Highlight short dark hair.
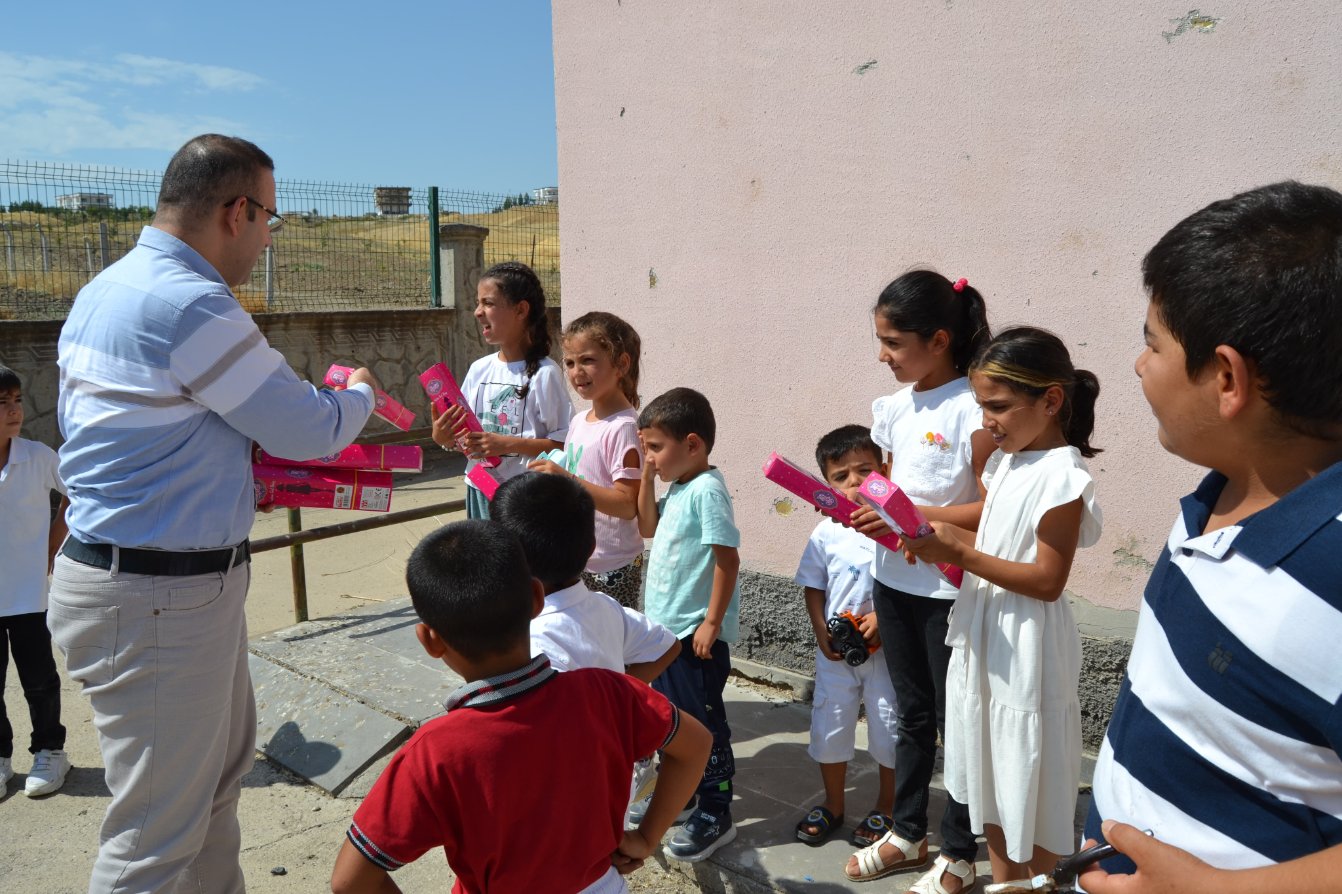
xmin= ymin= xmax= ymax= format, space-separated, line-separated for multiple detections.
xmin=491 ymin=472 xmax=596 ymax=591
xmin=405 ymin=521 xmax=535 ymax=662
xmin=637 ymin=387 xmax=716 ymax=452
xmin=1144 ymin=180 xmax=1342 ymax=437
xmin=815 ymin=425 xmax=882 ymax=478
xmin=156 ymin=134 xmax=275 ymax=224
xmin=0 ymin=364 xmax=20 ymax=393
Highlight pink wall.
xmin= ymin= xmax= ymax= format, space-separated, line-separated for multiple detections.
xmin=551 ymin=2 xmax=1342 ymax=610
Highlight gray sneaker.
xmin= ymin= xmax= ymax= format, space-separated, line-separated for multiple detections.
xmin=624 ymin=793 xmax=696 ymax=831
xmin=665 ymin=809 xmax=736 ymax=862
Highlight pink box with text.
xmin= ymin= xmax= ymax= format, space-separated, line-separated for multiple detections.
xmin=418 ymin=362 xmax=502 ymax=469
xmin=254 ymin=443 xmax=423 ymax=474
xmin=253 ymin=464 xmax=394 ymax=513
xmin=762 ymin=452 xmax=904 ymax=553
xmin=323 ymin=365 xmax=416 ymax=432
xmin=857 ymin=472 xmax=964 ymax=587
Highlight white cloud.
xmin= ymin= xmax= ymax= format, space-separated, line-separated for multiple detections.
xmin=0 ymin=51 xmax=263 ymax=156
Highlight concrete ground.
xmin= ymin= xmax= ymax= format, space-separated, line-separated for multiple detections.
xmin=2 ymin=450 xmax=1089 ymax=892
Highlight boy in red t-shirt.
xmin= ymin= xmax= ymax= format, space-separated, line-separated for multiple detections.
xmin=331 ymin=520 xmax=711 ymax=894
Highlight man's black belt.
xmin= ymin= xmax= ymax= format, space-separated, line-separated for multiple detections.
xmin=61 ymin=538 xmax=251 ymax=577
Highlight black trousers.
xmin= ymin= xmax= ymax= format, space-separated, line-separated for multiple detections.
xmin=653 ymin=636 xmax=735 ymax=816
xmin=0 ymin=611 xmax=66 ymax=759
xmin=873 ymin=581 xmax=978 ymax=862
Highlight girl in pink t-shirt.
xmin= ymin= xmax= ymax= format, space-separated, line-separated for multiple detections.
xmin=530 ymin=312 xmax=646 ymax=608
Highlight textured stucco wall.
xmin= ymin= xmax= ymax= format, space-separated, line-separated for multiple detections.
xmin=552 ymin=2 xmax=1342 ymax=613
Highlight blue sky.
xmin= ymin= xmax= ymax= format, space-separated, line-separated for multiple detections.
xmin=1 ymin=2 xmax=558 ymax=196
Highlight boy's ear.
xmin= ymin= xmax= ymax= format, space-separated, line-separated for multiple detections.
xmin=685 ymin=433 xmax=704 ymax=455
xmin=1212 ymin=344 xmax=1256 ymax=421
xmin=877 ymin=460 xmax=890 ymax=477
xmin=529 ymin=577 xmax=546 ymax=619
xmin=416 ymin=622 xmax=448 ymax=659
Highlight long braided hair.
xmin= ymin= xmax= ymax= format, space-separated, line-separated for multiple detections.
xmin=480 ymin=261 xmax=551 ymax=399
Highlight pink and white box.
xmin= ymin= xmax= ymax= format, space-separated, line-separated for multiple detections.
xmin=254 ymin=443 xmax=423 ymax=474
xmin=857 ymin=472 xmax=964 ymax=587
xmin=324 ymin=365 xmax=416 ymax=432
xmin=467 ymin=465 xmax=501 ymax=500
xmin=418 ymin=362 xmax=501 ymax=469
xmin=763 ymin=452 xmax=904 ymax=553
xmin=253 ymin=464 xmax=394 ymax=513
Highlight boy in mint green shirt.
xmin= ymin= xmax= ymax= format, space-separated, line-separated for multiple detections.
xmin=634 ymin=387 xmax=741 ymax=863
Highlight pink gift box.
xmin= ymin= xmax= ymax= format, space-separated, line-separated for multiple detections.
xmin=857 ymin=472 xmax=964 ymax=587
xmin=467 ymin=464 xmax=501 ymax=500
xmin=254 ymin=443 xmax=423 ymax=474
xmin=418 ymin=362 xmax=502 ymax=469
xmin=324 ymin=365 xmax=417 ymax=432
xmin=253 ymin=464 xmax=394 ymax=513
xmin=762 ymin=453 xmax=903 ymax=553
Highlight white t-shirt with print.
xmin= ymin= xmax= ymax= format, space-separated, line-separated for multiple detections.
xmin=461 ymin=353 xmax=573 ymax=487
xmin=870 ymin=376 xmax=982 ymax=599
xmin=794 ymin=518 xmax=878 ymax=619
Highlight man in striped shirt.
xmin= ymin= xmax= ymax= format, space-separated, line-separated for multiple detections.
xmin=1081 ymin=181 xmax=1342 ymax=892
xmin=49 ymin=134 xmax=378 ymax=894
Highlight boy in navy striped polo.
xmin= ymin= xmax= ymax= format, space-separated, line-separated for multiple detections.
xmin=1080 ymin=181 xmax=1342 ymax=892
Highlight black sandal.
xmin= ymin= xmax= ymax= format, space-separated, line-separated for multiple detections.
xmin=850 ymin=810 xmax=893 ymax=847
xmin=795 ymin=806 xmax=844 ymax=844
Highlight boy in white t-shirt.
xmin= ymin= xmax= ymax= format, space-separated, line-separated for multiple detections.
xmin=492 ymin=472 xmax=679 ymax=680
xmin=794 ymin=425 xmax=899 ymax=848
xmin=0 ymin=365 xmax=72 ymax=796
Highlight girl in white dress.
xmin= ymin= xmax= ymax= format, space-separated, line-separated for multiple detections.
xmin=904 ymin=326 xmax=1103 ymax=886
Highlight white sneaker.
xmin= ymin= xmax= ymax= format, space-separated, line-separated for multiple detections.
xmin=629 ymin=756 xmax=658 ymax=808
xmin=0 ymin=756 xmax=12 ymax=789
xmin=24 ymin=749 xmax=71 ymax=797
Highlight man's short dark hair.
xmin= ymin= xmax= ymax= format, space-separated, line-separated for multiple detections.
xmin=492 ymin=472 xmax=596 ymax=591
xmin=405 ymin=521 xmax=535 ymax=662
xmin=156 ymin=134 xmax=275 ymax=224
xmin=0 ymin=364 xmax=20 ymax=393
xmin=815 ymin=424 xmax=882 ymax=478
xmin=1144 ymin=180 xmax=1342 ymax=437
xmin=637 ymin=387 xmax=716 ymax=452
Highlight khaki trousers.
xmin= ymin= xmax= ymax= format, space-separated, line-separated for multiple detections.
xmin=48 ymin=555 xmax=255 ymax=894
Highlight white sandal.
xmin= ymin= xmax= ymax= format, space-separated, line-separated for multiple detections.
xmin=907 ymin=854 xmax=977 ymax=894
xmin=844 ymin=830 xmax=927 ymax=881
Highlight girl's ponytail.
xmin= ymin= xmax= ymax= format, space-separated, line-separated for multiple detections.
xmin=874 ymin=269 xmax=992 ymax=375
xmin=481 ymin=261 xmax=550 ymax=399
xmin=1065 ymin=369 xmax=1101 ymax=458
xmin=970 ymin=326 xmax=1103 ymax=458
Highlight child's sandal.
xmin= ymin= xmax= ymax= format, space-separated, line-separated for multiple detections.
xmin=795 ymin=806 xmax=844 ymax=844
xmin=850 ymin=810 xmax=893 ymax=847
xmin=844 ymin=830 xmax=928 ymax=881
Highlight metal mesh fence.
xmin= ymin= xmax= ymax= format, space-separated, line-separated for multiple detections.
xmin=0 ymin=160 xmax=559 ymax=320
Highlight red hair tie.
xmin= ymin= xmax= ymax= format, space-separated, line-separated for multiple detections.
xmin=952 ymin=278 xmax=968 ymax=292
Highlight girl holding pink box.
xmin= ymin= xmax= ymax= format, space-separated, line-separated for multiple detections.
xmin=845 ymin=270 xmax=995 ymax=894
xmin=432 ymin=262 xmax=572 ymax=518
xmin=530 ymin=312 xmax=647 ymax=609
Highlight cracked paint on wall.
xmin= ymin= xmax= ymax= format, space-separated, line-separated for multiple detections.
xmin=1163 ymin=10 xmax=1219 ymax=43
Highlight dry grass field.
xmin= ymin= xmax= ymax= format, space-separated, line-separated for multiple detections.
xmin=0 ymin=204 xmax=559 ymax=319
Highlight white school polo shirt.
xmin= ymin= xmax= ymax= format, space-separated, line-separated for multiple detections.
xmin=0 ymin=437 xmax=67 ymax=615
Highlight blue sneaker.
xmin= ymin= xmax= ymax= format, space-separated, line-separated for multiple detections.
xmin=665 ymin=809 xmax=736 ymax=862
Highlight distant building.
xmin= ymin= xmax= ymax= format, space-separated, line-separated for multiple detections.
xmin=374 ymin=187 xmax=412 ymax=216
xmin=56 ymin=192 xmax=114 ymax=211
xmin=532 ymin=186 xmax=559 ymax=205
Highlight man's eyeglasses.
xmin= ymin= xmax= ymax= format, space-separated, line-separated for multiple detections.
xmin=224 ymin=195 xmax=285 ymax=233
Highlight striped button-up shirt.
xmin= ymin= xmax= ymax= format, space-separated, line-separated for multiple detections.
xmin=57 ymin=226 xmax=374 ymax=550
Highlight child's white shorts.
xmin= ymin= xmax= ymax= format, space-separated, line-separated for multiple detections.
xmin=808 ymin=648 xmax=899 ymax=767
